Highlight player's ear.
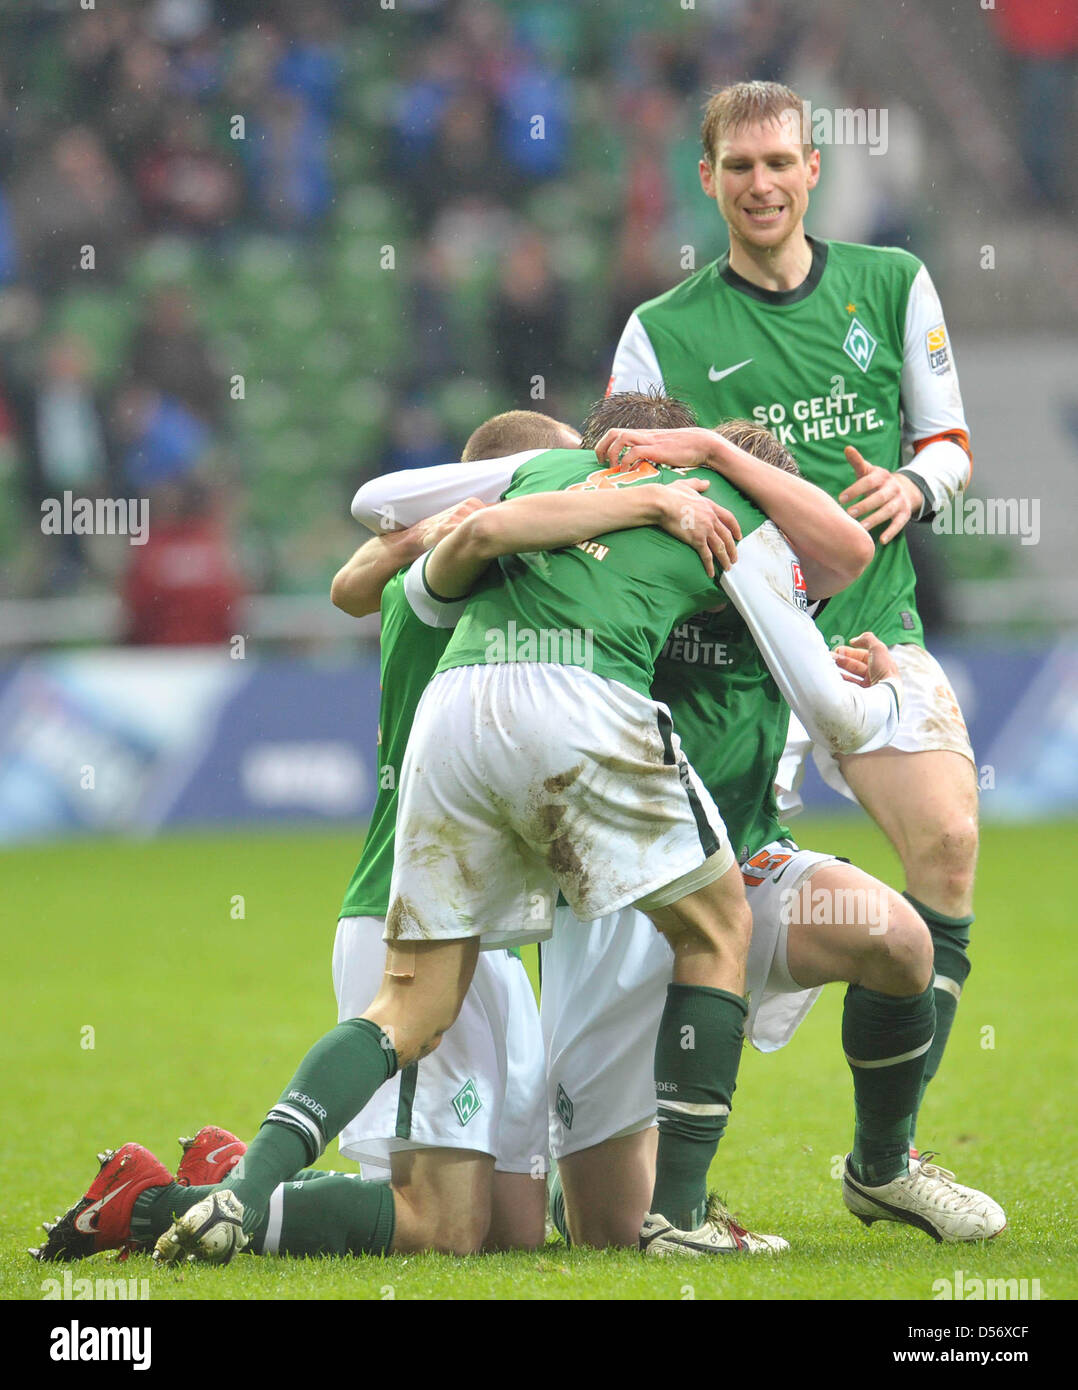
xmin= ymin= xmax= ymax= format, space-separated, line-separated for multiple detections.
xmin=699 ymin=157 xmax=717 ymax=198
xmin=805 ymin=147 xmax=821 ymax=189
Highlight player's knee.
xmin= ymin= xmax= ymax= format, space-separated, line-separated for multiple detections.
xmin=571 ymin=1208 xmax=642 ymax=1250
xmin=907 ymin=811 xmax=979 ymax=902
xmin=864 ymin=907 xmax=933 ymax=996
xmin=413 ymin=1026 xmax=448 ymax=1063
xmin=394 ymin=1187 xmax=489 ymax=1256
xmin=428 ymin=1203 xmax=489 ymax=1255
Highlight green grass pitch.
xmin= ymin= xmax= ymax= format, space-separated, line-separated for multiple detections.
xmin=2 ymin=817 xmax=1075 ymax=1302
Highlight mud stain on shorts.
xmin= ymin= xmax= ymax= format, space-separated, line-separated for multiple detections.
xmin=543 ymin=763 xmax=584 ymax=795
xmin=385 ymin=894 xmax=429 ymax=941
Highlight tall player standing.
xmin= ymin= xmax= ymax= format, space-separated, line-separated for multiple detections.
xmin=609 ymin=81 xmax=981 ymax=1162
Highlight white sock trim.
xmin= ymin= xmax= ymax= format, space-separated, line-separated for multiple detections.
xmin=933 ymin=973 xmax=963 ymax=1002
xmin=656 ymin=1100 xmax=731 ymax=1117
xmin=845 ymin=1036 xmax=933 ymax=1069
xmin=261 ymin=1184 xmax=285 ymax=1255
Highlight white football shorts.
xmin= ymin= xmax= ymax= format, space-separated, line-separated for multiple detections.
xmin=387 ymin=663 xmax=734 ymax=949
xmin=776 ymin=643 xmax=975 ymax=815
xmin=332 ymin=916 xmax=547 ymax=1177
xmin=541 ymin=840 xmax=829 ymax=1160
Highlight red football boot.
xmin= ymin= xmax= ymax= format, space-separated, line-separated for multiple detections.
xmin=176 ymin=1127 xmax=247 ymax=1186
xmin=31 ymin=1144 xmax=173 ymax=1262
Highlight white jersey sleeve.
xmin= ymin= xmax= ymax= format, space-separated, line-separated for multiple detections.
xmin=897 ymin=264 xmax=972 ymax=517
xmin=608 ymin=312 xmax=665 ymax=395
xmin=402 ymin=552 xmax=467 ymax=629
xmin=720 ymin=523 xmax=902 ymax=756
xmin=351 ymin=449 xmax=547 ymax=533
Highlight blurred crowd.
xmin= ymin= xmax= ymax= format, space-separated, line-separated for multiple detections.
xmin=0 ymin=0 xmax=1070 ymax=638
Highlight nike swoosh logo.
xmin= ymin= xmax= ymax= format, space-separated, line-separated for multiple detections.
xmin=708 ymin=358 xmax=753 ymax=382
xmin=206 ymin=1144 xmax=243 ymax=1166
xmin=74 ymin=1181 xmax=132 ymax=1234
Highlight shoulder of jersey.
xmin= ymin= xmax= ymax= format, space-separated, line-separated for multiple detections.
xmin=635 ymin=257 xmax=724 ymax=318
xmin=823 ymin=238 xmax=923 ymax=282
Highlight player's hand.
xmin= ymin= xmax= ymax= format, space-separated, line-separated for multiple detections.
xmin=838 ymin=447 xmax=921 ymax=544
xmin=658 ymin=478 xmax=740 ymax=578
xmin=833 ymin=631 xmax=899 ymax=687
xmin=415 ymin=497 xmax=487 ymax=550
xmin=593 ymin=427 xmax=720 ymax=473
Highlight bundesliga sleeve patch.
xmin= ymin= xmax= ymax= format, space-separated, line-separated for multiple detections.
xmin=926 ymin=324 xmax=950 ymax=375
xmin=791 ymin=561 xmax=808 ymax=611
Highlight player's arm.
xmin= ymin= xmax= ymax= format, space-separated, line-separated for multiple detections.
xmin=839 ymin=265 xmax=972 ymax=541
xmin=350 ymin=449 xmax=548 ymax=534
xmin=896 ymin=264 xmax=973 ymax=519
xmin=593 ymin=426 xmax=872 ymax=598
xmin=607 ymin=312 xmax=665 ymax=395
xmin=331 ymin=501 xmax=487 ymax=617
xmin=720 ymin=523 xmax=903 ymax=756
xmin=424 ymin=481 xmax=741 ymax=600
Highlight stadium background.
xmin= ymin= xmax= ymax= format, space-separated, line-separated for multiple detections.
xmin=1 ymin=0 xmax=1077 ymax=1306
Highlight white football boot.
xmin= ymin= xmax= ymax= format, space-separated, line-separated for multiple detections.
xmin=843 ymin=1152 xmax=1006 ymax=1243
xmin=640 ymin=1194 xmax=789 ymax=1256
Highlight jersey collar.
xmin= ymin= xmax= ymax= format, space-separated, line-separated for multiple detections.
xmin=716 ymin=236 xmax=828 ymax=305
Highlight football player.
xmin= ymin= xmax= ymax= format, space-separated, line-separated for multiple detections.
xmin=609 ymin=80 xmax=980 ymax=1159
xmin=153 ymin=391 xmax=881 ymax=1262
xmin=541 ymin=422 xmax=1004 ymax=1248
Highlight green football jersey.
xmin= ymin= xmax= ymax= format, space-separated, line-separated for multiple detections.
xmin=338 ymin=571 xmax=451 ymax=920
xmin=611 ymin=237 xmax=929 ymax=649
xmin=652 ymin=605 xmax=790 ymax=862
xmin=436 ymin=449 xmax=769 ymax=698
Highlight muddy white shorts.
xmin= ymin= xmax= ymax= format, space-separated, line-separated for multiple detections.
xmin=541 ymin=841 xmax=829 ymax=1160
xmin=333 ymin=916 xmax=547 ymax=1178
xmin=387 ymin=663 xmax=734 ymax=949
xmin=776 ymin=643 xmax=975 ymax=815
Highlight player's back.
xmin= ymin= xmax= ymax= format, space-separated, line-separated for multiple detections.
xmin=436 ymin=449 xmax=769 ymax=698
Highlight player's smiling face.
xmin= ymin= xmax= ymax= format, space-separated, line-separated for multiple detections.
xmin=700 ymin=119 xmax=819 ymax=252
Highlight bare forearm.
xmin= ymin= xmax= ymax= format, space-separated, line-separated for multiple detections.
xmin=331 ymin=530 xmax=427 ymax=617
xmin=706 ymin=436 xmax=872 ymax=596
xmin=425 ymin=487 xmax=670 ymax=599
xmin=475 ymin=487 xmax=668 ymax=553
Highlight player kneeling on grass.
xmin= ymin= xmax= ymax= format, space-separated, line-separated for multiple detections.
xmin=34 ymin=408 xmax=746 ymax=1265
xmin=150 ymin=393 xmax=863 ymax=1263
xmin=540 ymin=422 xmax=1005 ymax=1248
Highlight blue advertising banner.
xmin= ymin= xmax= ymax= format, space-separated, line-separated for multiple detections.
xmin=0 ymin=650 xmax=380 ymax=843
xmin=0 ymin=643 xmax=1073 ymax=844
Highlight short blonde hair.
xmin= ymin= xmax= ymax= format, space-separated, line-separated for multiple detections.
xmin=716 ymin=418 xmax=801 ymax=476
xmin=462 ymin=411 xmax=570 ymax=462
xmin=700 ymin=80 xmax=812 ymax=166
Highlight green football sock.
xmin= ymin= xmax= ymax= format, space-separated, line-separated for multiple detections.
xmin=843 ymin=983 xmax=936 ymax=1186
xmin=651 ymin=983 xmax=747 ymax=1231
xmin=250 ymin=1173 xmax=395 ymax=1258
xmin=224 ymin=1017 xmax=397 ymax=1232
xmin=131 ymin=1172 xmax=394 ymax=1257
xmin=130 ymin=1182 xmax=211 ymax=1246
xmin=904 ymin=895 xmax=972 ymax=1142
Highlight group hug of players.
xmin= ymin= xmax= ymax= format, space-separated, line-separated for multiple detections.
xmin=35 ymin=81 xmax=1004 ymax=1268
